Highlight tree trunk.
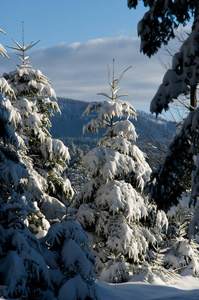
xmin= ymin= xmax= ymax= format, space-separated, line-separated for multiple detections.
xmin=195 ymin=3 xmax=199 ymax=20
xmin=190 ymin=85 xmax=197 ymax=111
xmin=189 ymin=5 xmax=199 ymax=111
xmin=110 ymin=117 xmax=113 ymax=138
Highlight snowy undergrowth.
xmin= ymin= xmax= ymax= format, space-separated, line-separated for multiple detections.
xmin=97 ymin=274 xmax=199 ymax=300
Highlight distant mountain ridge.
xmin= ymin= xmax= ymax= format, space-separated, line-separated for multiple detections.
xmin=50 ymin=97 xmax=176 ymax=141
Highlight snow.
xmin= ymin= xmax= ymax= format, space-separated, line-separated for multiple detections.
xmin=0 ymin=78 xmax=15 ymax=97
xmin=40 ymin=195 xmax=66 ymax=221
xmin=0 ymin=251 xmax=26 ymax=296
xmin=96 ymin=275 xmax=199 ymax=300
xmin=1 ymin=275 xmax=199 ymax=299
xmin=61 ymin=239 xmax=93 ymax=277
xmin=83 ymin=99 xmax=136 ymax=135
xmin=84 ymin=145 xmax=137 ymax=181
xmin=58 ymin=275 xmax=88 ymax=300
xmin=150 ymin=15 xmax=199 ymax=115
xmin=0 ymin=33 xmax=8 ymax=58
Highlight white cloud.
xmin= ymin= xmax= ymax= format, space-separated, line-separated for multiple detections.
xmin=0 ymin=36 xmax=166 ymax=113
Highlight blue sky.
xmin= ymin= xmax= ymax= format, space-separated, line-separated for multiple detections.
xmin=1 ymin=1 xmax=146 ymax=48
xmin=0 ymin=1 xmax=187 ymax=119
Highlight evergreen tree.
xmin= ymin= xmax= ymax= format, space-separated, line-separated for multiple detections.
xmin=0 ymin=30 xmax=99 ymax=299
xmin=165 ymin=201 xmax=199 ymax=276
xmin=65 ymin=141 xmax=91 ymax=194
xmin=149 ymin=107 xmax=199 ymax=211
xmin=0 ymin=29 xmax=55 ymax=299
xmin=3 ymin=35 xmax=73 ymax=223
xmin=74 ymin=60 xmax=168 ymax=282
xmin=128 ymin=1 xmax=199 ymax=248
xmin=150 ymin=18 xmax=199 ymax=115
xmin=128 ymin=1 xmax=199 ymax=114
xmin=41 ymin=216 xmax=99 ymax=300
xmin=0 ymin=87 xmax=55 ymax=299
xmin=0 ymin=92 xmax=99 ymax=299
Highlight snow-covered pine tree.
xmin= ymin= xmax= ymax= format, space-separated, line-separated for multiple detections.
xmin=128 ymin=1 xmax=199 ymax=113
xmin=4 ymin=35 xmax=73 ymax=223
xmin=127 ymin=1 xmax=199 ymax=207
xmin=0 ymin=29 xmax=99 ymax=299
xmin=0 ymin=79 xmax=51 ymax=238
xmin=74 ymin=60 xmax=168 ymax=282
xmin=150 ymin=17 xmax=199 ymax=115
xmin=128 ymin=1 xmax=199 ymax=277
xmin=164 ymin=200 xmax=199 ymax=277
xmin=65 ymin=141 xmax=91 ymax=194
xmin=149 ymin=107 xmax=199 ymax=211
xmin=41 ymin=216 xmax=99 ymax=300
xmin=0 ymin=95 xmax=58 ymax=299
xmin=0 ymin=92 xmax=99 ymax=298
xmin=0 ymin=39 xmax=55 ymax=298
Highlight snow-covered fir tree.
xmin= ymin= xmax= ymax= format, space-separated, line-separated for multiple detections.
xmin=128 ymin=1 xmax=199 ymax=277
xmin=128 ymin=1 xmax=199 ymax=113
xmin=0 ymin=92 xmax=99 ymax=299
xmin=64 ymin=141 xmax=91 ymax=194
xmin=149 ymin=107 xmax=199 ymax=214
xmin=150 ymin=17 xmax=199 ymax=115
xmin=165 ymin=198 xmax=199 ymax=277
xmin=0 ymin=72 xmax=55 ymax=299
xmin=0 ymin=30 xmax=99 ymax=299
xmin=127 ymin=1 xmax=199 ymax=204
xmin=41 ymin=216 xmax=99 ymax=300
xmin=74 ymin=60 xmax=168 ymax=282
xmin=3 ymin=35 xmax=73 ymax=224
